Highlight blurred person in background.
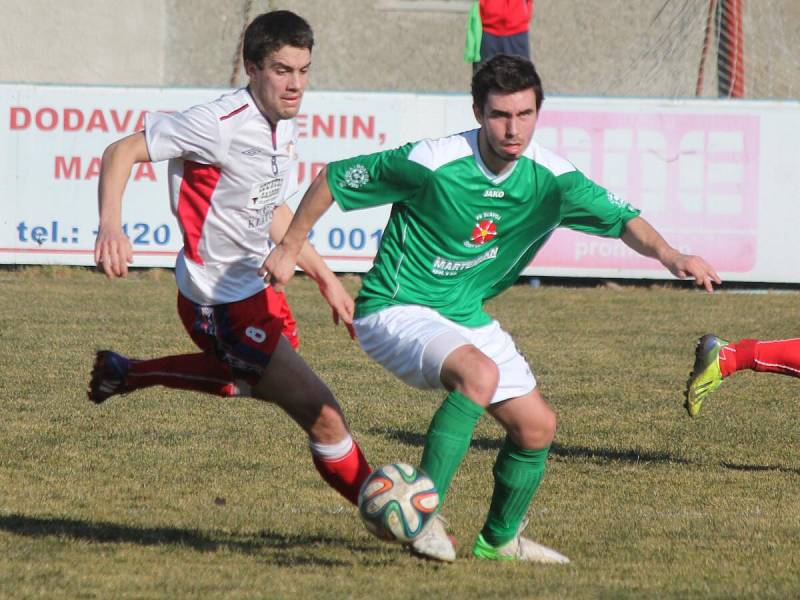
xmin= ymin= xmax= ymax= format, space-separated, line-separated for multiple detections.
xmin=466 ymin=0 xmax=534 ymax=72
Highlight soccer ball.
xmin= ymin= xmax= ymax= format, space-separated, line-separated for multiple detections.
xmin=358 ymin=463 xmax=440 ymax=543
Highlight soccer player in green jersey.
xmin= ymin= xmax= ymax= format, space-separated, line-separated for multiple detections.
xmin=263 ymin=54 xmax=721 ymax=563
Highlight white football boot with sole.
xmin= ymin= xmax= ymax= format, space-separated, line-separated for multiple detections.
xmin=408 ymin=515 xmax=456 ymax=562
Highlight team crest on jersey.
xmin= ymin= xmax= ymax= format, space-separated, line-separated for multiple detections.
xmin=343 ymin=164 xmax=370 ymax=189
xmin=464 ymin=211 xmax=501 ymax=248
xmin=471 ymin=220 xmax=496 ymax=244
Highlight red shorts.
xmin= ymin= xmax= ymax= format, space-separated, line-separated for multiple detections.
xmin=265 ymin=286 xmax=299 ymax=349
xmin=177 ymin=287 xmax=299 ymax=381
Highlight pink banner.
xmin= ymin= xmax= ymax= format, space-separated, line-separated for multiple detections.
xmin=534 ymin=110 xmax=759 ymax=271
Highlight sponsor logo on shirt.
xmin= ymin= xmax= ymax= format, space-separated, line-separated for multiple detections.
xmin=343 ymin=164 xmax=370 ymax=189
xmin=242 ymin=147 xmax=264 ymax=156
xmin=464 ymin=211 xmax=501 ymax=248
xmin=432 ymin=247 xmax=498 ymax=277
xmin=249 ymin=179 xmax=283 ymax=209
xmin=483 ymin=188 xmax=505 ymax=198
xmin=246 ymin=179 xmax=283 ymax=229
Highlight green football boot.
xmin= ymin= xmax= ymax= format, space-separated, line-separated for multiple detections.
xmin=684 ymin=334 xmax=729 ymax=417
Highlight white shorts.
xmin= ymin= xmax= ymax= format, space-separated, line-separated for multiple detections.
xmin=353 ymin=305 xmax=536 ymax=405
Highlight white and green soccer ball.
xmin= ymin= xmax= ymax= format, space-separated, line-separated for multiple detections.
xmin=358 ymin=463 xmax=440 ymax=543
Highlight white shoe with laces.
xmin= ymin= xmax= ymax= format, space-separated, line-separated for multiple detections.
xmin=408 ymin=515 xmax=456 ymax=562
xmin=472 ymin=518 xmax=570 ymax=563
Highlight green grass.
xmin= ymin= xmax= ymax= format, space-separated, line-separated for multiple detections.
xmin=0 ymin=267 xmax=798 ymax=598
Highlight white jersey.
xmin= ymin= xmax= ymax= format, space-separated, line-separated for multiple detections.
xmin=144 ymin=87 xmax=300 ymax=305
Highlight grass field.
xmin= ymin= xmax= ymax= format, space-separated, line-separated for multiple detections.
xmin=0 ymin=267 xmax=798 ymax=599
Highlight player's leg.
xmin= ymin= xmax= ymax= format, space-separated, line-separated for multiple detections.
xmin=420 ymin=345 xmax=496 ymax=500
xmin=87 ymin=292 xmax=248 ymax=403
xmin=250 ymin=336 xmax=370 ymax=505
xmin=354 ymin=305 xmax=494 ymax=561
xmin=460 ymin=322 xmax=568 ymax=563
xmin=685 ymin=335 xmax=800 ymax=417
xmin=88 ymin=349 xmax=240 ymax=403
xmin=473 ymin=388 xmax=567 ymax=563
xmin=89 ymin=289 xmax=302 ymax=403
xmin=723 ymin=337 xmax=800 ymax=377
xmin=90 ymin=289 xmax=370 ymax=505
xmin=208 ymin=289 xmax=370 ymax=506
xmin=354 ymin=306 xmax=496 ymax=503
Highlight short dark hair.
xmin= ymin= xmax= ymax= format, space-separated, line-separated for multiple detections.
xmin=243 ymin=10 xmax=314 ymax=68
xmin=471 ymin=54 xmax=544 ymax=113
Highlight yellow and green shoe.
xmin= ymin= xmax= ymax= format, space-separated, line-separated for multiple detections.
xmin=684 ymin=334 xmax=729 ymax=417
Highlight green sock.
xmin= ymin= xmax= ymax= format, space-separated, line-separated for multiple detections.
xmin=420 ymin=390 xmax=485 ymax=505
xmin=480 ymin=439 xmax=550 ymax=547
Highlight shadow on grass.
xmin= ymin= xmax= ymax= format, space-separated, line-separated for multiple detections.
xmin=372 ymin=427 xmax=686 ymax=465
xmin=720 ymin=462 xmax=800 ymax=475
xmin=0 ymin=513 xmax=358 ymax=566
xmin=372 ymin=427 xmax=800 ymax=473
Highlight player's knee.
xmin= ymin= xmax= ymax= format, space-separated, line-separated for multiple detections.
xmin=442 ymin=346 xmax=500 ymax=406
xmin=457 ymin=353 xmax=499 ymax=406
xmin=540 ymin=405 xmax=558 ymax=443
xmin=516 ymin=405 xmax=557 ymax=449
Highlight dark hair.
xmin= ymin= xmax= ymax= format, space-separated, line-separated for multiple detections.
xmin=471 ymin=54 xmax=544 ymax=113
xmin=243 ymin=10 xmax=314 ymax=68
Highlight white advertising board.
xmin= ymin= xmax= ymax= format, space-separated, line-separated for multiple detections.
xmin=2 ymin=84 xmax=799 ymax=282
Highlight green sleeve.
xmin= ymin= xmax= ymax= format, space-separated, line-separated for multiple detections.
xmin=327 ymin=143 xmax=431 ymax=211
xmin=557 ymin=170 xmax=641 ymax=238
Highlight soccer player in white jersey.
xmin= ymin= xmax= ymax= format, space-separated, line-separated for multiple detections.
xmin=89 ymin=11 xmax=371 ymax=508
xmin=264 ymin=54 xmax=722 ymax=562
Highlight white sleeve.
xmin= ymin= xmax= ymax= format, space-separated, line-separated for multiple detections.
xmin=144 ymin=103 xmax=221 ymax=164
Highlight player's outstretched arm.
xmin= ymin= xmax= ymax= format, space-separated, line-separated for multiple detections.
xmin=621 ymin=216 xmax=721 ymax=292
xmin=95 ymin=132 xmax=151 ymax=279
xmin=261 ymin=167 xmax=335 ymax=290
xmin=269 ymin=204 xmax=355 ymax=338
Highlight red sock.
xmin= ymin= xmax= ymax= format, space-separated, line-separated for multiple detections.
xmin=127 ymin=352 xmax=241 ymax=396
xmin=312 ymin=441 xmax=372 ymax=505
xmin=720 ymin=338 xmax=800 ymax=378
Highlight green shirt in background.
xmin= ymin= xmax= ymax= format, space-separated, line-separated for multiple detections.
xmin=328 ymin=129 xmax=640 ymax=327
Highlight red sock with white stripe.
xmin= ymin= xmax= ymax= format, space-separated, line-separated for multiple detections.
xmin=719 ymin=338 xmax=800 ymax=378
xmin=126 ymin=352 xmax=242 ymax=396
xmin=310 ymin=435 xmax=372 ymax=505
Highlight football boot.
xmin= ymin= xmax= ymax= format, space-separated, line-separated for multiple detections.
xmin=685 ymin=334 xmax=729 ymax=417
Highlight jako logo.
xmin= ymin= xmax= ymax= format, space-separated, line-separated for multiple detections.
xmin=483 ymin=189 xmax=504 ymax=198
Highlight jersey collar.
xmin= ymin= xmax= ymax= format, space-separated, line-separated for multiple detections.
xmin=466 ymin=129 xmax=519 ymax=185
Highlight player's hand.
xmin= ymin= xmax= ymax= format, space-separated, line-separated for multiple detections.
xmin=317 ymin=275 xmax=356 ymax=340
xmin=94 ymin=226 xmax=133 ymax=279
xmin=667 ymin=253 xmax=721 ymax=292
xmin=260 ymin=243 xmax=299 ymax=292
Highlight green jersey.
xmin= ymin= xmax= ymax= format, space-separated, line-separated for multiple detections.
xmin=328 ymin=129 xmax=640 ymax=327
